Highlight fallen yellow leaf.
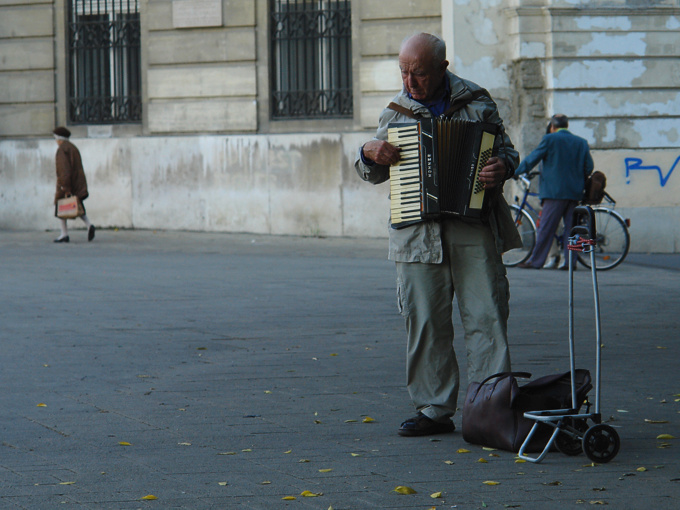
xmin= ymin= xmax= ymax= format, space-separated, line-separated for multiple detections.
xmin=515 ymin=459 xmax=526 ymax=463
xmin=350 ymin=453 xmax=362 ymax=457
xmin=657 ymin=434 xmax=675 ymax=440
xmin=242 ymin=448 xmax=252 ymax=452
xmin=218 ymin=452 xmax=236 ymax=455
xmin=430 ymin=491 xmax=443 ymax=498
xmin=344 ymin=419 xmax=358 ymax=423
xmin=362 ymin=416 xmax=375 ymax=423
xmin=637 ymin=467 xmax=647 ymax=472
xmin=282 ymin=496 xmax=296 ymax=500
xmin=261 ymin=481 xmax=271 ymax=485
xmin=478 ymin=458 xmax=489 ymax=463
xmin=299 ymin=459 xmax=310 ymax=463
xmin=301 ymin=490 xmax=322 ymax=497
xmin=36 ymin=403 xmax=47 ymax=407
xmin=284 ymin=449 xmax=292 ymax=454
xmin=482 ymin=447 xmax=497 ymax=451
xmin=483 ymin=481 xmax=500 ymax=486
xmin=59 ymin=482 xmax=75 ymax=485
xmin=319 ymin=468 xmax=333 ymax=473
xmin=457 ymin=448 xmax=470 ymax=454
xmin=394 ymin=485 xmax=417 ymax=494
xmin=645 ymin=419 xmax=669 ymax=424
xmin=218 ymin=481 xmax=228 ymax=486
xmin=141 ymin=495 xmax=157 ymax=500
xmin=178 ymin=442 xmax=191 ymax=446
xmin=444 ymin=460 xmax=454 ymax=465
xmin=119 ymin=442 xmax=132 ymax=446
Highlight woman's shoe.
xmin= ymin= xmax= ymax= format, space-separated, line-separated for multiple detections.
xmin=54 ymin=236 xmax=70 ymax=243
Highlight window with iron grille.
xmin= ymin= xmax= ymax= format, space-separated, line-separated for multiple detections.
xmin=68 ymin=0 xmax=141 ymax=124
xmin=270 ymin=0 xmax=353 ymax=119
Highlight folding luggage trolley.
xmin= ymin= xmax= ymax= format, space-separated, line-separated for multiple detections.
xmin=517 ymin=206 xmax=621 ymax=463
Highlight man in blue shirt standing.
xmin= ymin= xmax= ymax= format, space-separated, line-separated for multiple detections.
xmin=516 ymin=114 xmax=594 ymax=269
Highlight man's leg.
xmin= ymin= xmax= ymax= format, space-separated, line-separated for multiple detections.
xmin=396 ymin=258 xmax=459 ymax=423
xmin=526 ymin=199 xmax=568 ymax=268
xmin=443 ymin=219 xmax=511 ymax=385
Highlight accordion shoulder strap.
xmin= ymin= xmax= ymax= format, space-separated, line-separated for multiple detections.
xmin=443 ymin=88 xmax=490 ymax=117
xmin=387 ymin=88 xmax=490 ymax=120
xmin=387 ymin=102 xmax=421 ymax=120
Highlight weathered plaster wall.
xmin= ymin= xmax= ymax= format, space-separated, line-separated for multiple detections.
xmin=505 ymin=0 xmax=680 ymax=252
xmin=0 ymin=134 xmax=390 ymax=239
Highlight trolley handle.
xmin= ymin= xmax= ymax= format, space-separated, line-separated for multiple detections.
xmin=571 ymin=205 xmax=597 ymax=241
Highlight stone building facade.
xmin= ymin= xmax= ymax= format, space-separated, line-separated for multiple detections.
xmin=1 ymin=0 xmax=679 ymax=251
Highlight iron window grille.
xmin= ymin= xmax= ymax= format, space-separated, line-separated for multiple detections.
xmin=270 ymin=0 xmax=353 ymax=119
xmin=67 ymin=0 xmax=141 ymax=124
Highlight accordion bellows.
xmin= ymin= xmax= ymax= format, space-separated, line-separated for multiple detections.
xmin=387 ymin=118 xmax=499 ymax=229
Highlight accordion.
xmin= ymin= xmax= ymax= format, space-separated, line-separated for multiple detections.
xmin=387 ymin=118 xmax=499 ymax=229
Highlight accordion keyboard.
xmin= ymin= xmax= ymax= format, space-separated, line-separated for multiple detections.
xmin=388 ymin=124 xmax=422 ymax=227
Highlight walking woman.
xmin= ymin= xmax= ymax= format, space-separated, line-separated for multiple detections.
xmin=53 ymin=127 xmax=95 ymax=243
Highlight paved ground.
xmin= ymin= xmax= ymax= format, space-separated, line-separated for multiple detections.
xmin=1 ymin=229 xmax=679 ymax=509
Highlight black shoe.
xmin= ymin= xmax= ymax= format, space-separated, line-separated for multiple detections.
xmin=398 ymin=412 xmax=455 ymax=437
xmin=88 ymin=225 xmax=96 ymax=241
xmin=54 ymin=236 xmax=70 ymax=243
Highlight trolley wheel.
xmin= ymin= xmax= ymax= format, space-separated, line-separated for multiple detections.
xmin=555 ymin=418 xmax=588 ymax=456
xmin=582 ymin=424 xmax=620 ymax=463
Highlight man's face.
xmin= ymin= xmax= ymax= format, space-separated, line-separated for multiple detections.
xmin=398 ymin=48 xmax=447 ymax=102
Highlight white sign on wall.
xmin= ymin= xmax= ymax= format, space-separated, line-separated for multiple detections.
xmin=172 ymin=0 xmax=222 ymax=28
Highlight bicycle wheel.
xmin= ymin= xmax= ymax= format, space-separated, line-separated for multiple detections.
xmin=577 ymin=208 xmax=630 ymax=270
xmin=503 ymin=205 xmax=536 ymax=266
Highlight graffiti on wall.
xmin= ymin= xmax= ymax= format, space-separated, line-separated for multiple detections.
xmin=625 ymin=156 xmax=680 ymax=187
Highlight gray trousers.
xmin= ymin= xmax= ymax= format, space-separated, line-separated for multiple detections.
xmin=395 ymin=219 xmax=511 ymax=422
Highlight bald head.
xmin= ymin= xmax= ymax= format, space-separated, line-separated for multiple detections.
xmin=398 ymin=33 xmax=449 ymax=102
xmin=400 ymin=33 xmax=446 ymax=64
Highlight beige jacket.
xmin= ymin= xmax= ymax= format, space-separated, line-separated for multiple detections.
xmin=355 ymin=72 xmax=522 ymax=263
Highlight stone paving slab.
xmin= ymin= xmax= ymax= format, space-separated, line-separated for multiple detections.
xmin=0 ymin=229 xmax=679 ymax=509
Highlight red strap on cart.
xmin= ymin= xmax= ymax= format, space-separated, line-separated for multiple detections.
xmin=568 ymin=236 xmax=596 ymax=252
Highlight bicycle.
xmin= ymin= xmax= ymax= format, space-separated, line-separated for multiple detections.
xmin=502 ymin=172 xmax=631 ymax=270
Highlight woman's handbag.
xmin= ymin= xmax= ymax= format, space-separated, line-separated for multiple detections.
xmin=57 ymin=195 xmax=83 ymax=219
xmin=461 ymin=370 xmax=592 ymax=452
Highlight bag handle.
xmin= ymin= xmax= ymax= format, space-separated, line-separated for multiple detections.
xmin=468 ymin=372 xmax=532 ymax=403
xmin=476 ymin=371 xmax=531 ymax=388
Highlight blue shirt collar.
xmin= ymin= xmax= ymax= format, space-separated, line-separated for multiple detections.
xmin=408 ymin=77 xmax=451 ymax=117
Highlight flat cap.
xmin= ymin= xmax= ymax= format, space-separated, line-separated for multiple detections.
xmin=53 ymin=126 xmax=71 ymax=138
